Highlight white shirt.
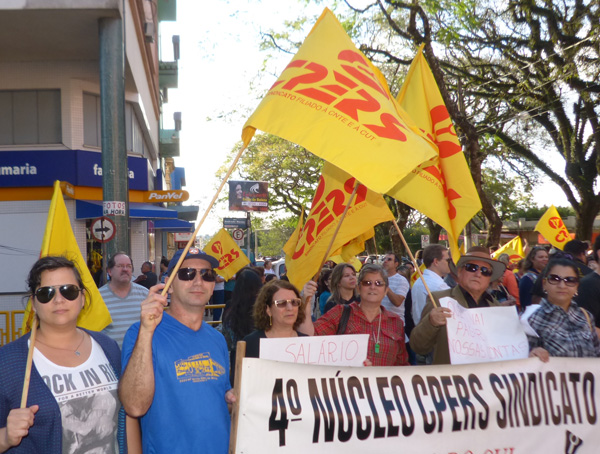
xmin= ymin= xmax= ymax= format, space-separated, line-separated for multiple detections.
xmin=411 ymin=268 xmax=450 ymax=324
xmin=381 ymin=273 xmax=409 ymax=321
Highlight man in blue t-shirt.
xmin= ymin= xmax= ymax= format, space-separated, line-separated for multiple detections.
xmin=120 ymin=247 xmax=234 ymax=453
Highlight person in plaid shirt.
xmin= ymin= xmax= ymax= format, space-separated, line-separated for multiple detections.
xmin=302 ymin=264 xmax=409 ymax=366
xmin=528 ymin=258 xmax=600 ymax=361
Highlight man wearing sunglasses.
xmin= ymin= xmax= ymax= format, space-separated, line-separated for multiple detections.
xmin=119 ymin=247 xmax=234 ymax=454
xmin=410 ymin=246 xmax=506 ymax=365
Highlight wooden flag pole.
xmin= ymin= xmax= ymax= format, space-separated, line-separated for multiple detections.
xmin=392 ymin=220 xmax=439 ymax=309
xmin=21 ymin=315 xmax=38 ymax=408
xmin=160 ymin=146 xmax=248 ymax=298
xmin=229 ymin=340 xmax=246 ymax=454
xmin=310 ymin=181 xmax=360 ymax=284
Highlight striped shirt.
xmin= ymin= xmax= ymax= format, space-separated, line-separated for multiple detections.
xmin=100 ymin=282 xmax=149 ymax=347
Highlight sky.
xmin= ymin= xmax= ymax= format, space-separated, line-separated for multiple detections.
xmin=159 ymin=0 xmax=570 ymax=236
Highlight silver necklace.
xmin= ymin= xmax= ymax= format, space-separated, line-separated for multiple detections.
xmin=36 ymin=329 xmax=85 ymax=356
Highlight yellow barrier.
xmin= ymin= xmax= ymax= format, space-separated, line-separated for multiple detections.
xmin=206 ymin=304 xmax=225 ymax=326
xmin=0 ymin=311 xmax=25 ymax=346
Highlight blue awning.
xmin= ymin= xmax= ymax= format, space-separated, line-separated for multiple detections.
xmin=153 ymin=219 xmax=194 ymax=231
xmin=76 ymin=200 xmax=178 ymax=220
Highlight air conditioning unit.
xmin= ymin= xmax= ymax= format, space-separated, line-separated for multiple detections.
xmin=144 ymin=21 xmax=155 ymax=43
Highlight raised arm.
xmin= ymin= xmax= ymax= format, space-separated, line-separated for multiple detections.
xmin=119 ymin=285 xmax=167 ymax=417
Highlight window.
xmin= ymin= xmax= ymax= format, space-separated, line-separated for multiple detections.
xmin=83 ymin=93 xmax=151 ymax=158
xmin=0 ymin=90 xmax=61 ymax=145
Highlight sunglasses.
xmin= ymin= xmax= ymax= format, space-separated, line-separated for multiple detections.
xmin=546 ymin=274 xmax=579 ymax=287
xmin=360 ymin=279 xmax=385 ymax=287
xmin=463 ymin=263 xmax=493 ymax=277
xmin=35 ymin=284 xmax=82 ymax=304
xmin=177 ymin=268 xmax=217 ymax=282
xmin=272 ymin=298 xmax=302 ymax=308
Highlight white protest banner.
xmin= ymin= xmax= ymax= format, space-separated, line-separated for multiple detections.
xmin=259 ymin=334 xmax=369 ymax=367
xmin=235 ymin=357 xmax=600 ymax=454
xmin=440 ymin=297 xmax=529 ymax=365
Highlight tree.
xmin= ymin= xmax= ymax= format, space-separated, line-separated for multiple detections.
xmin=220 ymin=134 xmax=322 ymax=216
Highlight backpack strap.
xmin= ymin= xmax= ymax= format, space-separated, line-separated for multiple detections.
xmin=337 ymin=304 xmax=352 ymax=335
xmin=582 ymin=308 xmax=594 ymax=332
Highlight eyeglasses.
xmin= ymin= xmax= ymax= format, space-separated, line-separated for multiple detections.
xmin=177 ymin=268 xmax=217 ymax=282
xmin=272 ymin=298 xmax=302 ymax=308
xmin=463 ymin=263 xmax=493 ymax=277
xmin=383 ymin=257 xmax=394 ymax=262
xmin=35 ymin=284 xmax=82 ymax=304
xmin=546 ymin=274 xmax=579 ymax=287
xmin=360 ymin=279 xmax=385 ymax=287
xmin=114 ymin=264 xmax=133 ymax=270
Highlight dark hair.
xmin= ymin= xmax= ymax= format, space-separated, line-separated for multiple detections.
xmin=222 ymin=269 xmax=263 ymax=340
xmin=160 ymin=257 xmax=170 ymax=268
xmin=397 ymin=265 xmax=412 ymax=282
xmin=317 ymin=268 xmax=333 ymax=295
xmin=265 ymin=274 xmax=277 ymax=283
xmin=384 ymin=252 xmax=400 ymax=265
xmin=358 ymin=264 xmax=388 ymax=288
xmin=593 ymin=235 xmax=600 ymax=262
xmin=329 ymin=263 xmax=357 ymax=305
xmin=423 ymin=244 xmax=447 ymax=268
xmin=523 ymin=246 xmax=548 ymax=272
xmin=253 ymin=280 xmax=305 ymax=331
xmin=27 ymin=256 xmax=86 ymax=299
xmin=107 ymin=252 xmax=132 ymax=270
xmin=563 ymin=240 xmax=588 ymax=257
xmin=541 ymin=258 xmax=580 ymax=281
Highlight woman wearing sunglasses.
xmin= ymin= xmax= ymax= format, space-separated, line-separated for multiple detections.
xmin=0 ymin=256 xmax=124 ymax=454
xmin=528 ymin=258 xmax=600 ymax=361
xmin=243 ymin=280 xmax=307 ymax=358
xmin=305 ymin=264 xmax=408 ymax=366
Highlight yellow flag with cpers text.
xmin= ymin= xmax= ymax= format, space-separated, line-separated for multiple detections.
xmin=535 ymin=206 xmax=571 ymax=250
xmin=492 ymin=236 xmax=525 ymax=264
xmin=242 ymin=8 xmax=437 ymax=194
xmin=203 ymin=229 xmax=251 ymax=280
xmin=22 ymin=181 xmax=112 ymax=333
xmin=390 ymin=45 xmax=481 ymax=261
xmin=284 ymin=163 xmax=394 ymax=289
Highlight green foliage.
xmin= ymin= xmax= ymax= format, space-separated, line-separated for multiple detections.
xmin=481 ymin=167 xmax=536 ymax=220
xmin=512 ymin=205 xmax=576 ymax=221
xmin=254 ymin=216 xmax=297 ymax=257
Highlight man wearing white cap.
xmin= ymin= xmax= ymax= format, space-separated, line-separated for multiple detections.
xmin=410 ymin=246 xmax=506 ymax=365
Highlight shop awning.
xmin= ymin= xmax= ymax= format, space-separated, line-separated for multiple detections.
xmin=75 ymin=200 xmax=178 ymax=219
xmin=153 ymin=219 xmax=195 ymax=231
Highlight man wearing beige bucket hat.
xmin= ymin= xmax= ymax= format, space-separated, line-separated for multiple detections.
xmin=410 ymin=246 xmax=507 ymax=364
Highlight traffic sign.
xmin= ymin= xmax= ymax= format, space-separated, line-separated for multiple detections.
xmin=232 ymin=229 xmax=244 ymax=241
xmin=91 ymin=217 xmax=116 ymax=243
xmin=224 ymin=217 xmax=248 ymax=229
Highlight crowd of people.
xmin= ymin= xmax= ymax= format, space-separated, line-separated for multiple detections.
xmin=1 ymin=236 xmax=599 ymax=452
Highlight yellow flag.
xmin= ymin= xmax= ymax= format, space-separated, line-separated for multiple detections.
xmin=242 ymin=8 xmax=436 ymax=194
xmin=535 ymin=205 xmax=571 ymax=250
xmin=203 ymin=229 xmax=251 ymax=280
xmin=284 ymin=162 xmax=394 ymax=289
xmin=334 ymin=228 xmax=374 ymax=262
xmin=492 ymin=236 xmax=525 ymax=264
xmin=410 ymin=263 xmax=427 ymax=287
xmin=22 ymin=181 xmax=112 ymax=333
xmin=283 ymin=210 xmax=305 ymax=259
xmin=390 ymin=45 xmax=481 ymax=260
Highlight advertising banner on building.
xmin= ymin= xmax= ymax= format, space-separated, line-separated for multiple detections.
xmin=229 ymin=180 xmax=269 ymax=212
xmin=235 ymin=357 xmax=599 ymax=454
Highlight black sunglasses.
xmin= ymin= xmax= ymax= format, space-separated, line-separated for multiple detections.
xmin=177 ymin=267 xmax=217 ymax=282
xmin=546 ymin=274 xmax=578 ymax=287
xmin=463 ymin=263 xmax=493 ymax=277
xmin=35 ymin=284 xmax=82 ymax=304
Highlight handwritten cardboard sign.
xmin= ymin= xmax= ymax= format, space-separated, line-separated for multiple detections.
xmin=259 ymin=334 xmax=369 ymax=367
xmin=440 ymin=297 xmax=529 ymax=364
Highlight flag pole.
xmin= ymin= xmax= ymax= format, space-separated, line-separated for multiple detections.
xmin=160 ymin=146 xmax=248 ymax=298
xmin=229 ymin=340 xmax=246 ymax=454
xmin=310 ymin=181 xmax=360 ymax=283
xmin=392 ymin=220 xmax=439 ymax=309
xmin=21 ymin=315 xmax=38 ymax=408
